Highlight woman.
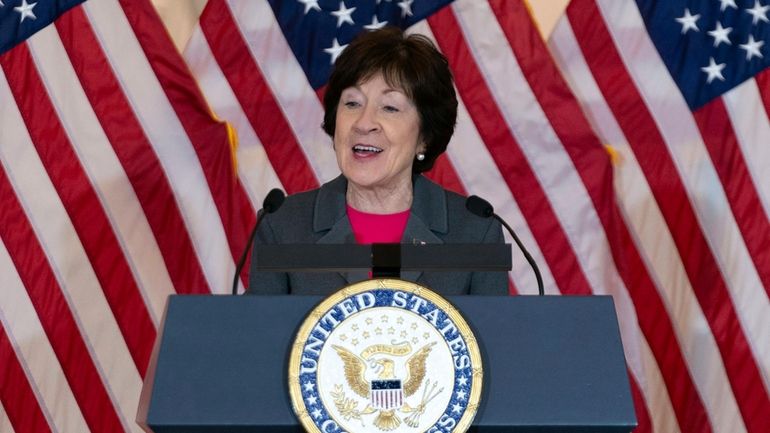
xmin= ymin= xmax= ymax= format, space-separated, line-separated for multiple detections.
xmin=248 ymin=27 xmax=507 ymax=295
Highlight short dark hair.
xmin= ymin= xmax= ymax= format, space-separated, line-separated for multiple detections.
xmin=322 ymin=27 xmax=458 ymax=173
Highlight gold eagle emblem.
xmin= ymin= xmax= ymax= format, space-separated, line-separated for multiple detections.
xmin=332 ymin=342 xmax=439 ymax=430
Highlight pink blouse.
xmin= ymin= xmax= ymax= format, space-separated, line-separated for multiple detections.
xmin=346 ymin=205 xmax=410 ymax=244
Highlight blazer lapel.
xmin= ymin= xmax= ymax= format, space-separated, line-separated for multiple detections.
xmin=313 ymin=176 xmax=368 ymax=285
xmin=400 ymin=176 xmax=447 ymax=282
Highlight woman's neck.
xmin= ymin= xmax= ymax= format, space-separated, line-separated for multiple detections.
xmin=346 ymin=178 xmax=413 ymax=214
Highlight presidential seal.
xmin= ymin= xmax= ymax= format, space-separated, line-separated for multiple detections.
xmin=288 ymin=279 xmax=482 ymax=433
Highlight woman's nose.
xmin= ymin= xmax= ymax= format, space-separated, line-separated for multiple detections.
xmin=352 ymin=106 xmax=379 ymax=133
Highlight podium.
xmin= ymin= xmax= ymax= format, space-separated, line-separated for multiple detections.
xmin=137 ymin=294 xmax=637 ymax=432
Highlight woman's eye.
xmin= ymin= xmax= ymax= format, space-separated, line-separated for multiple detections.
xmin=383 ymin=105 xmax=399 ymax=113
xmin=343 ymin=101 xmax=360 ymax=108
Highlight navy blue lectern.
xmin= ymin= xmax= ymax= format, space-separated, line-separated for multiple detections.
xmin=137 ymin=295 xmax=636 ymax=432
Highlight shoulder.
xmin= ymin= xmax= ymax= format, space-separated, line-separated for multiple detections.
xmin=272 ymin=175 xmax=346 ymax=217
xmin=413 ymin=176 xmax=500 ymax=242
xmin=446 ymin=189 xmax=501 ymax=241
xmin=259 ymin=185 xmax=319 ymax=240
xmin=261 ymin=175 xmax=347 ymax=241
xmin=273 ymin=187 xmax=319 ymax=216
xmin=266 ymin=184 xmax=320 ymax=223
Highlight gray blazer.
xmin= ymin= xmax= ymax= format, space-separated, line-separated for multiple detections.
xmin=247 ymin=175 xmax=508 ymax=295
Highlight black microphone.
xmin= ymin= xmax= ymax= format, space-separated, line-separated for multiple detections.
xmin=232 ymin=188 xmax=286 ymax=295
xmin=466 ymin=195 xmax=545 ymax=296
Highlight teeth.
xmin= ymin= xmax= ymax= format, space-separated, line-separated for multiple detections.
xmin=353 ymin=145 xmax=382 ymax=153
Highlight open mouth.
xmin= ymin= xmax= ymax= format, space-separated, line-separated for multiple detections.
xmin=353 ymin=144 xmax=383 ymax=155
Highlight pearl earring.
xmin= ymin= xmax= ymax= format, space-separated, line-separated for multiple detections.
xmin=416 ymin=153 xmax=426 ymax=161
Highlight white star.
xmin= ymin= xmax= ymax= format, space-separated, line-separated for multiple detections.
xmin=707 ymin=22 xmax=732 ymax=47
xmin=398 ymin=0 xmax=414 ymax=18
xmin=324 ymin=38 xmax=348 ymax=64
xmin=303 ymin=381 xmax=316 ymax=392
xmin=457 ymin=375 xmax=468 ymax=386
xmin=719 ymin=0 xmax=738 ymax=11
xmin=452 ymin=403 xmax=463 ymax=414
xmin=311 ymin=408 xmax=323 ymax=419
xmin=740 ymin=35 xmax=765 ymax=60
xmin=331 ymin=1 xmax=356 ymax=28
xmin=298 ymin=0 xmax=320 ymax=14
xmin=746 ymin=1 xmax=770 ymax=25
xmin=14 ymin=0 xmax=37 ymax=23
xmin=364 ymin=16 xmax=388 ymax=30
xmin=701 ymin=57 xmax=726 ymax=83
xmin=456 ymin=389 xmax=467 ymax=401
xmin=675 ymin=8 xmax=700 ymax=34
xmin=307 ymin=395 xmax=318 ymax=406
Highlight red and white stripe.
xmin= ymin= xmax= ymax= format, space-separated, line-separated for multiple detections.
xmin=0 ymin=0 xmax=250 ymax=430
xmin=371 ymin=388 xmax=403 ymax=410
xmin=549 ymin=0 xmax=770 ymax=432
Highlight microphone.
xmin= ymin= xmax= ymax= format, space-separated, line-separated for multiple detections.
xmin=466 ymin=195 xmax=545 ymax=296
xmin=231 ymin=188 xmax=286 ymax=295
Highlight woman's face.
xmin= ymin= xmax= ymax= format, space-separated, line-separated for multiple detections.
xmin=334 ymin=73 xmax=424 ymax=192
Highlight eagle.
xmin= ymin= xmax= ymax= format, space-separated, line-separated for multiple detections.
xmin=332 ymin=342 xmax=436 ymax=430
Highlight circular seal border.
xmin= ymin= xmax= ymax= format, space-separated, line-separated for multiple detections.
xmin=288 ymin=278 xmax=483 ymax=433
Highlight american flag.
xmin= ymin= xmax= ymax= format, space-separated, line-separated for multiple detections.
xmin=549 ymin=0 xmax=770 ymax=432
xmin=1 ymin=0 xmax=246 ymax=431
xmin=0 ymin=1 xmax=767 ymax=433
